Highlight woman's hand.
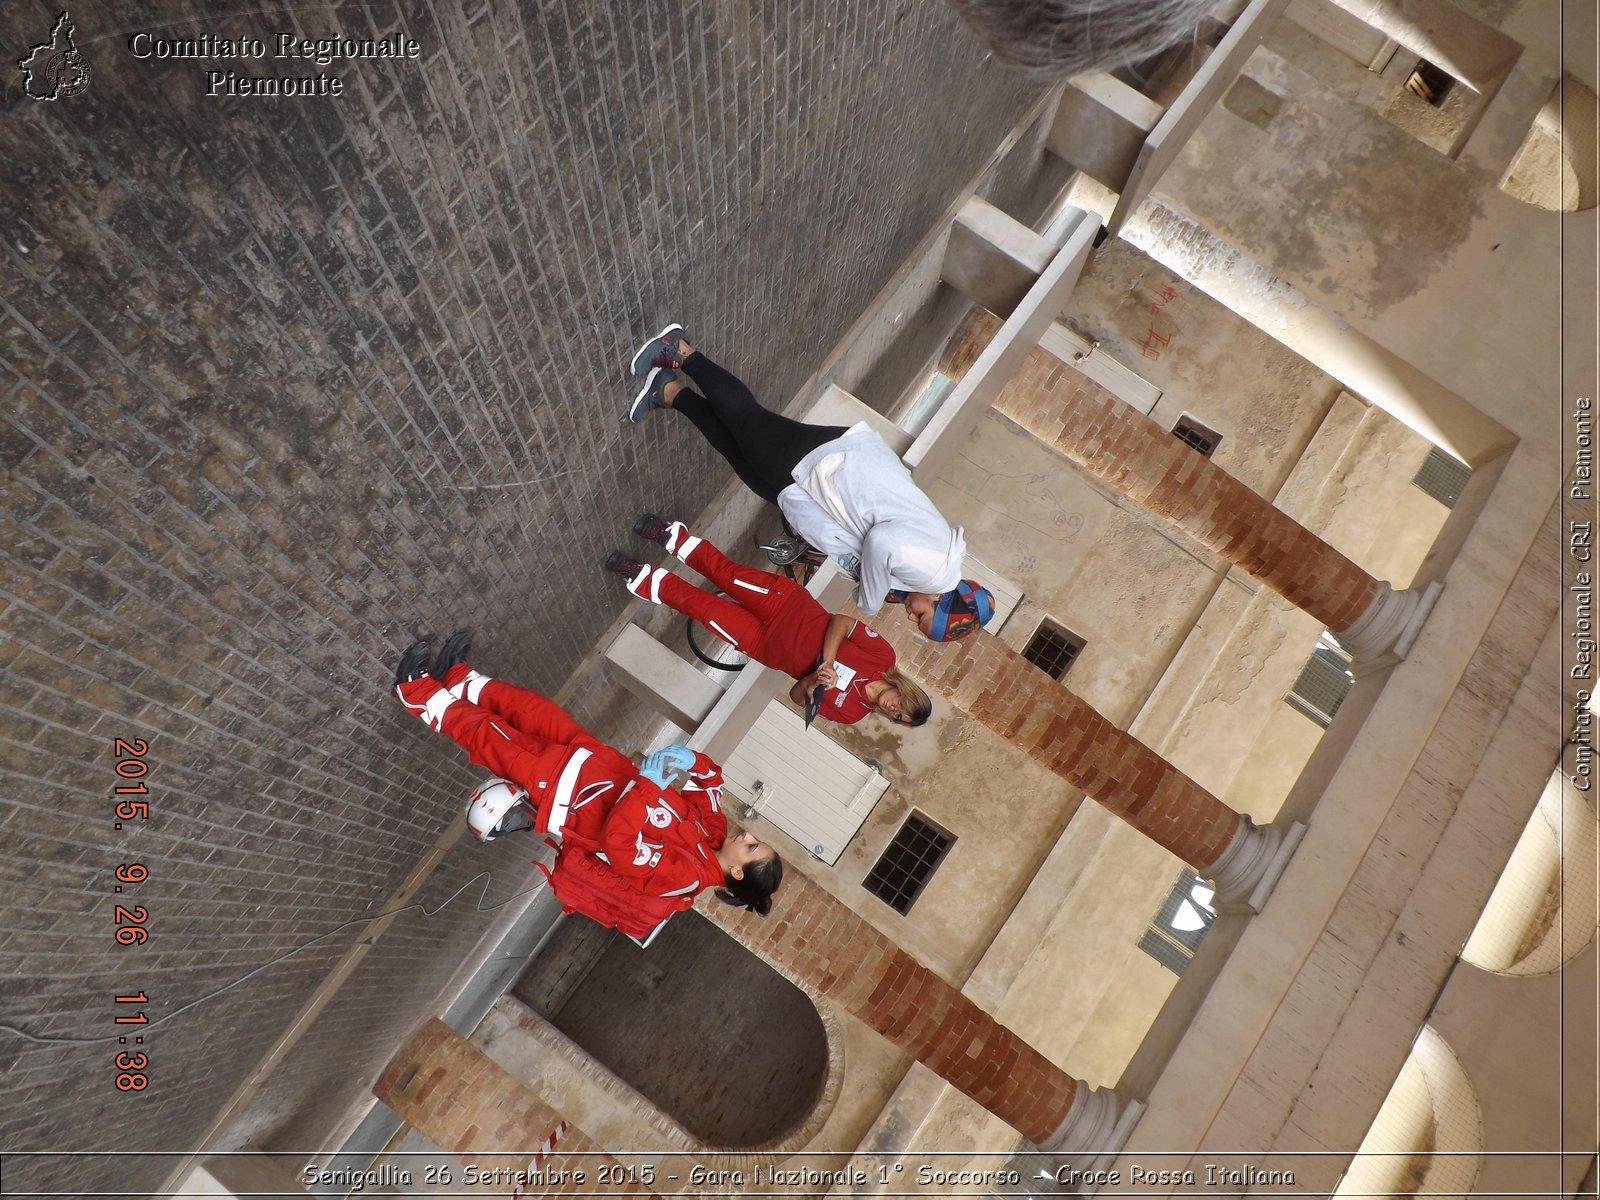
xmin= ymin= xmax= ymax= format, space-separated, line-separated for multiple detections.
xmin=640 ymin=743 xmax=697 ymax=786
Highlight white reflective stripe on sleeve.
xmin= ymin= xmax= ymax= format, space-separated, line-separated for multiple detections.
xmin=544 ymin=746 xmax=593 ymax=835
xmin=421 ymin=689 xmax=456 ymax=730
xmin=707 ymin=620 xmax=739 ymax=648
xmin=684 ymin=783 xmax=723 ymax=813
xmin=731 ymin=577 xmax=770 ymax=595
xmin=658 ymin=879 xmax=702 ymax=897
xmin=568 ymin=779 xmax=615 ymax=813
xmin=448 ymin=670 xmax=491 ymax=703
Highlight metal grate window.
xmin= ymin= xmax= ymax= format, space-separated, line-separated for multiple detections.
xmin=1405 ymin=59 xmax=1455 ymax=106
xmin=863 ymin=813 xmax=953 ymax=914
xmin=1138 ymin=870 xmax=1216 ymax=974
xmin=1172 ymin=414 xmax=1222 ymax=458
xmin=1285 ymin=632 xmax=1355 ymax=728
xmin=1411 ymin=446 xmax=1472 ymax=508
xmin=1021 ymin=619 xmax=1085 ymax=680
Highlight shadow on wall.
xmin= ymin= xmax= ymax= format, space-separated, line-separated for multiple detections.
xmin=1333 ymin=1025 xmax=1484 ymax=1198
xmin=511 ymin=912 xmax=830 ymax=1148
xmin=1461 ymin=755 xmax=1600 ymax=975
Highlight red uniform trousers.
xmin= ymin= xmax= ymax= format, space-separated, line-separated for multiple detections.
xmin=393 ymin=662 xmax=632 ymax=842
xmin=628 ymin=529 xmax=828 ymax=677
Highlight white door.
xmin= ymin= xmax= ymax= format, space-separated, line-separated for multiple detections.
xmin=720 ymin=700 xmax=889 ymax=864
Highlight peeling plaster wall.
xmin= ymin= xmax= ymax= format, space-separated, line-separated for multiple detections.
xmin=804 ymin=693 xmax=1081 ymax=984
xmin=1060 ymin=240 xmax=1344 ymax=501
xmin=1161 ymin=14 xmax=1573 ymax=449
xmin=928 ymin=413 xmax=1225 ymax=724
xmin=1181 ymin=46 xmax=1492 ymax=321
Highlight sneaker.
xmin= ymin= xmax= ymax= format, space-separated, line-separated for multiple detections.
xmin=628 ymin=367 xmax=675 ymax=424
xmin=629 ymin=323 xmax=686 ymax=376
xmin=632 ymin=513 xmax=671 ymax=546
xmin=602 ymin=550 xmax=645 ymax=579
xmin=432 ymin=630 xmax=472 ymax=679
xmin=394 ymin=639 xmax=432 ymax=685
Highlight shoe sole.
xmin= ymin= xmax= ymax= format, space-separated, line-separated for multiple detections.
xmin=602 ymin=554 xmax=651 ymax=594
xmin=628 ymin=368 xmax=664 ymax=424
xmin=632 ymin=513 xmax=668 ymax=539
xmin=629 ymin=323 xmax=684 ymax=376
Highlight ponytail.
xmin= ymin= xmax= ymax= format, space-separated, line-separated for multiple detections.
xmin=715 ymin=852 xmax=784 ymax=916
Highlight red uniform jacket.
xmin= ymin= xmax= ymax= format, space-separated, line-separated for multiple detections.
xmin=564 ymin=752 xmax=728 ymax=900
xmin=395 ymin=669 xmax=729 ymax=903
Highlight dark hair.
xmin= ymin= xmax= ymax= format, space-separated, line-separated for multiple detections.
xmin=715 ymin=851 xmax=784 ymax=916
xmin=945 ymin=0 xmax=1213 ymax=78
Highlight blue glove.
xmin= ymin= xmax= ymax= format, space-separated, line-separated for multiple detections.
xmin=640 ymin=743 xmax=697 ymax=786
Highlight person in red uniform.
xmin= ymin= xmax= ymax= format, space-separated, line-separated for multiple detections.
xmin=603 ymin=516 xmax=933 ymax=728
xmin=392 ymin=634 xmax=782 ymax=913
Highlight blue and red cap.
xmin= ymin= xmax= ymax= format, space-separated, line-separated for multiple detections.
xmin=929 ymin=579 xmax=995 ymax=641
xmin=884 ymin=580 xmax=996 ymax=641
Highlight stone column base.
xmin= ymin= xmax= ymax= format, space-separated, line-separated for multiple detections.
xmin=1339 ymin=579 xmax=1443 ymax=668
xmin=1039 ymin=1083 xmax=1123 ymax=1154
xmin=1204 ymin=816 xmax=1307 ymax=913
xmin=998 ymin=1089 xmax=1146 ymax=1195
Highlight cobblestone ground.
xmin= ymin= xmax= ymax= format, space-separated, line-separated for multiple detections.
xmin=0 ymin=1 xmax=1040 ymax=1192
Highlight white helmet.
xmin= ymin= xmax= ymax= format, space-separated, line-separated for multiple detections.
xmin=466 ymin=778 xmax=534 ymax=841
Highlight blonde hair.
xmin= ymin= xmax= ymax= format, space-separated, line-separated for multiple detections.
xmin=882 ymin=668 xmax=932 ymax=727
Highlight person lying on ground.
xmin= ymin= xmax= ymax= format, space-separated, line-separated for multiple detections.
xmin=392 ymin=633 xmax=782 ymax=920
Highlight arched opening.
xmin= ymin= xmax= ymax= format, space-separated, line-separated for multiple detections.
xmin=1461 ymin=755 xmax=1599 ymax=975
xmin=1334 ymin=1025 xmax=1484 ymax=1197
xmin=511 ymin=911 xmax=830 ymax=1148
xmin=1500 ymin=74 xmax=1600 ymax=212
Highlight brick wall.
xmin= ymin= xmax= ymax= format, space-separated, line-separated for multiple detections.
xmin=876 ymin=620 xmax=1242 ymax=871
xmin=700 ymin=854 xmax=1078 ymax=1144
xmin=947 ymin=312 xmax=1382 ymax=631
xmin=223 ymin=827 xmax=541 ymax=1153
xmin=0 ymin=0 xmax=1041 ymax=1192
xmin=376 ymin=1018 xmax=653 ymax=1196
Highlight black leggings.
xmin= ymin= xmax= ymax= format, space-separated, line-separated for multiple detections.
xmin=674 ymin=352 xmax=847 ymax=505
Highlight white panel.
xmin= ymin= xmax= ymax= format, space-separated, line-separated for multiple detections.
xmin=720 ymin=700 xmax=887 ymax=865
xmin=1038 ymin=321 xmax=1163 ymax=413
